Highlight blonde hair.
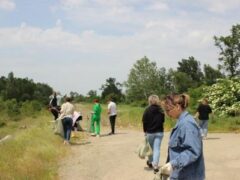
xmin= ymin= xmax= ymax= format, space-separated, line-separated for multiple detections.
xmin=148 ymin=95 xmax=160 ymax=105
xmin=164 ymin=93 xmax=190 ymax=110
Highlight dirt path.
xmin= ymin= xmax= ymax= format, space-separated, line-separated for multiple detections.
xmin=58 ymin=129 xmax=240 ymax=180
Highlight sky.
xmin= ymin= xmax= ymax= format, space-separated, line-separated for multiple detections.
xmin=0 ymin=0 xmax=240 ymax=95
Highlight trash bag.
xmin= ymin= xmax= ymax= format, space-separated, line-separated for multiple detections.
xmin=54 ymin=118 xmax=64 ymax=137
xmin=137 ymin=137 xmax=152 ymax=159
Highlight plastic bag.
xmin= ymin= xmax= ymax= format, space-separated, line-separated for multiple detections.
xmin=137 ymin=137 xmax=152 ymax=159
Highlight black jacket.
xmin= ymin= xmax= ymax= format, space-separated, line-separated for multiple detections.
xmin=142 ymin=104 xmax=165 ymax=133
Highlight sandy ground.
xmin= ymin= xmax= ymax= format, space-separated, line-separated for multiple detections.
xmin=58 ymin=128 xmax=240 ymax=180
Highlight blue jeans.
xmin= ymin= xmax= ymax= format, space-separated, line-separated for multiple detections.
xmin=62 ymin=117 xmax=73 ymax=141
xmin=146 ymin=132 xmax=164 ymax=167
xmin=199 ymin=120 xmax=208 ymax=137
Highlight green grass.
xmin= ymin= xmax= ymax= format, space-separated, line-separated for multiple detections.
xmin=0 ymin=102 xmax=239 ymax=179
xmin=0 ymin=111 xmax=67 ymax=180
xmin=80 ymin=103 xmax=240 ymax=133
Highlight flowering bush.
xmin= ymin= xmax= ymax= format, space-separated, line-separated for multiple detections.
xmin=204 ymin=77 xmax=240 ymax=116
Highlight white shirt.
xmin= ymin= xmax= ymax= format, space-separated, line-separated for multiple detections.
xmin=72 ymin=111 xmax=81 ymax=126
xmin=59 ymin=102 xmax=74 ymax=119
xmin=108 ymin=101 xmax=117 ymax=116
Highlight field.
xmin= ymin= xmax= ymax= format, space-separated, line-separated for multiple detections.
xmin=0 ymin=103 xmax=239 ymax=179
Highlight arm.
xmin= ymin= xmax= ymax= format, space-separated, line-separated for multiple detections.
xmin=107 ymin=104 xmax=110 ymax=115
xmin=194 ymin=112 xmax=199 ymax=119
xmin=142 ymin=110 xmax=147 ymax=133
xmin=170 ymin=124 xmax=202 ymax=170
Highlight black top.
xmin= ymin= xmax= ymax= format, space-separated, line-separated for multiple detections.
xmin=49 ymin=96 xmax=57 ymax=107
xmin=197 ymin=104 xmax=212 ymax=120
xmin=142 ymin=104 xmax=165 ymax=133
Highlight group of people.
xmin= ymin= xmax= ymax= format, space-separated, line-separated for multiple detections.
xmin=49 ymin=92 xmax=118 ymax=144
xmin=90 ymin=97 xmax=117 ymax=137
xmin=142 ymin=93 xmax=212 ymax=180
xmin=49 ymin=91 xmax=212 ymax=179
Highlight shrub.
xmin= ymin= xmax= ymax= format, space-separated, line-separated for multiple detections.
xmin=204 ymin=78 xmax=240 ymax=116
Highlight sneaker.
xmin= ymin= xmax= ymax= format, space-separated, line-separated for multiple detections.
xmin=146 ymin=161 xmax=153 ymax=168
xmin=91 ymin=133 xmax=96 ymax=136
xmin=153 ymin=168 xmax=159 ymax=174
xmin=96 ymin=135 xmax=100 ymax=138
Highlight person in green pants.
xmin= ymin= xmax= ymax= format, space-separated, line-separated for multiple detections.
xmin=91 ymin=99 xmax=102 ymax=137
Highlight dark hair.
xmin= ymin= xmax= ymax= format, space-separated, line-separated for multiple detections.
xmin=65 ymin=97 xmax=71 ymax=102
xmin=164 ymin=93 xmax=190 ymax=110
xmin=93 ymin=99 xmax=99 ymax=103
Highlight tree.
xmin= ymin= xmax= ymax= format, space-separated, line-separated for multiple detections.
xmin=214 ymin=24 xmax=240 ymax=77
xmin=100 ymin=77 xmax=123 ymax=102
xmin=86 ymin=90 xmax=99 ymax=102
xmin=177 ymin=56 xmax=204 ymax=87
xmin=125 ymin=56 xmax=168 ymax=101
xmin=169 ymin=70 xmax=193 ymax=93
xmin=203 ymin=64 xmax=224 ymax=85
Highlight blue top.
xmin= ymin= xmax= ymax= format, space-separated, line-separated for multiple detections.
xmin=168 ymin=111 xmax=205 ymax=180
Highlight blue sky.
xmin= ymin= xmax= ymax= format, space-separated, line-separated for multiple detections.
xmin=0 ymin=0 xmax=240 ymax=95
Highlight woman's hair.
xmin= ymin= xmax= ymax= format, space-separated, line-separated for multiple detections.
xmin=202 ymin=98 xmax=208 ymax=104
xmin=65 ymin=97 xmax=71 ymax=102
xmin=164 ymin=93 xmax=190 ymax=110
xmin=148 ymin=95 xmax=160 ymax=105
xmin=93 ymin=99 xmax=99 ymax=103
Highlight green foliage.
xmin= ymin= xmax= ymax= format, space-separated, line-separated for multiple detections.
xmin=0 ymin=72 xmax=53 ymax=105
xmin=214 ymin=24 xmax=240 ymax=77
xmin=125 ymin=56 xmax=168 ymax=101
xmin=5 ymin=99 xmax=21 ymax=120
xmin=203 ymin=64 xmax=225 ymax=85
xmin=188 ymin=85 xmax=206 ymax=111
xmin=100 ymin=77 xmax=124 ymax=102
xmin=177 ymin=56 xmax=204 ymax=87
xmin=204 ymin=78 xmax=240 ymax=116
xmin=169 ymin=70 xmax=193 ymax=93
xmin=20 ymin=100 xmax=42 ymax=117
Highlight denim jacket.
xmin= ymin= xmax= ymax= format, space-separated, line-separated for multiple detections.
xmin=168 ymin=111 xmax=205 ymax=180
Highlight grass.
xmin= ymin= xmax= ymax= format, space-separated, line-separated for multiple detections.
xmin=0 ymin=111 xmax=67 ymax=180
xmin=0 ymin=102 xmax=239 ymax=179
xmin=78 ymin=102 xmax=240 ymax=133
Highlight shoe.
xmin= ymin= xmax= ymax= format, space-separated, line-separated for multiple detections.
xmin=96 ymin=135 xmax=100 ymax=138
xmin=108 ymin=132 xmax=113 ymax=135
xmin=146 ymin=161 xmax=153 ymax=168
xmin=91 ymin=133 xmax=96 ymax=136
xmin=153 ymin=168 xmax=159 ymax=174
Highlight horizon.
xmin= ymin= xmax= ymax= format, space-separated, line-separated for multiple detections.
xmin=1 ymin=0 xmax=239 ymax=95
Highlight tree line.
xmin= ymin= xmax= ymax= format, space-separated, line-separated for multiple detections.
xmin=0 ymin=24 xmax=239 ymax=119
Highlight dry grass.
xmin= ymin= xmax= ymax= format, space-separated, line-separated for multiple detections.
xmin=0 ymin=112 xmax=67 ymax=179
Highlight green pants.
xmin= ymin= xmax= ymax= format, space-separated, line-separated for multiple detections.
xmin=91 ymin=117 xmax=100 ymax=135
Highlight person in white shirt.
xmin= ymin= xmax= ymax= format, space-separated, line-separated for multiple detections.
xmin=59 ymin=97 xmax=74 ymax=145
xmin=107 ymin=98 xmax=117 ymax=135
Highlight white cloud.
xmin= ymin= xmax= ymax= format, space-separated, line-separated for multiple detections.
xmin=147 ymin=1 xmax=169 ymax=11
xmin=203 ymin=0 xmax=240 ymax=13
xmin=1 ymin=0 xmax=239 ymax=94
xmin=0 ymin=0 xmax=15 ymax=11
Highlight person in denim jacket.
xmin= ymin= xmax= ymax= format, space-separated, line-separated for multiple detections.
xmin=161 ymin=94 xmax=205 ymax=180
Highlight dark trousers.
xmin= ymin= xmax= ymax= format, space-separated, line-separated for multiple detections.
xmin=50 ymin=107 xmax=59 ymax=120
xmin=62 ymin=117 xmax=73 ymax=141
xmin=109 ymin=115 xmax=117 ymax=134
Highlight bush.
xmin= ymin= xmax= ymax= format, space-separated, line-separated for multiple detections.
xmin=5 ymin=99 xmax=20 ymax=119
xmin=20 ymin=100 xmax=42 ymax=117
xmin=204 ymin=78 xmax=240 ymax=116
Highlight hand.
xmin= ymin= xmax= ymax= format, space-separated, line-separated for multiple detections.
xmin=160 ymin=162 xmax=172 ymax=175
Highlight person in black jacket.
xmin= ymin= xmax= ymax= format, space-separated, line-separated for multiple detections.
xmin=142 ymin=95 xmax=165 ymax=174
xmin=49 ymin=92 xmax=60 ymax=120
xmin=195 ymin=98 xmax=212 ymax=139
